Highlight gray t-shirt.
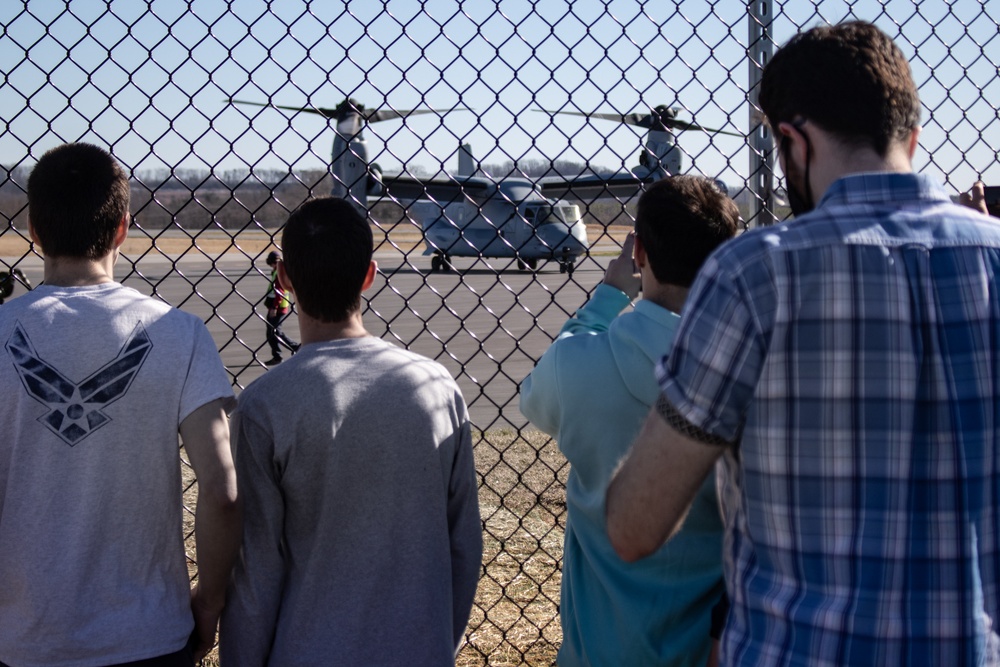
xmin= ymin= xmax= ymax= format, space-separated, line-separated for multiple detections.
xmin=0 ymin=283 xmax=234 ymax=667
xmin=220 ymin=336 xmax=482 ymax=666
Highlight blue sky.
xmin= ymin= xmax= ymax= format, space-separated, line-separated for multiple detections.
xmin=1 ymin=0 xmax=998 ymax=194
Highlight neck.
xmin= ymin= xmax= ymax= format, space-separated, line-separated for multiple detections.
xmin=298 ymin=310 xmax=371 ymax=345
xmin=43 ymin=253 xmax=117 ymax=287
xmin=641 ymin=281 xmax=688 ymax=315
xmin=809 ymin=135 xmax=914 ymax=203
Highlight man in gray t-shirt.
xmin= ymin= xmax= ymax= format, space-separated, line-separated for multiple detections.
xmin=220 ymin=197 xmax=482 ymax=666
xmin=0 ymin=143 xmax=242 ymax=666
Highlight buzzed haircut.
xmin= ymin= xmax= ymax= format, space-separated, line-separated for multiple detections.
xmin=759 ymin=21 xmax=921 ymax=156
xmin=635 ymin=175 xmax=740 ymax=288
xmin=27 ymin=143 xmax=130 ymax=260
xmin=281 ymin=197 xmax=373 ymax=322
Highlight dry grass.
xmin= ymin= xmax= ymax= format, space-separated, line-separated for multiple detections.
xmin=181 ymin=427 xmax=567 ymax=666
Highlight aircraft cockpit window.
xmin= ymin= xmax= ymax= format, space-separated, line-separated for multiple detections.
xmin=527 ymin=205 xmax=563 ymax=227
xmin=560 ymin=206 xmax=581 ymax=223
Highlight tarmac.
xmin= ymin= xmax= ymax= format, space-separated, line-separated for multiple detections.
xmin=4 ymin=240 xmax=625 ymax=430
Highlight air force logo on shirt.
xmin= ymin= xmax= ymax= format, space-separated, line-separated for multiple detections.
xmin=6 ymin=322 xmax=152 ymax=445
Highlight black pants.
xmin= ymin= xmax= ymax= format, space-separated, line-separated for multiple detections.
xmin=1 ymin=645 xmax=193 ymax=667
xmin=266 ymin=310 xmax=297 ymax=357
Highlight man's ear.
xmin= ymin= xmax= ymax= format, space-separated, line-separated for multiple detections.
xmin=27 ymin=219 xmax=40 ymax=248
xmin=276 ymin=260 xmax=293 ymax=294
xmin=776 ymin=121 xmax=809 ymax=173
xmin=112 ymin=214 xmax=129 ymax=248
xmin=906 ymin=126 xmax=921 ymax=160
xmin=361 ymin=260 xmax=378 ymax=292
xmin=633 ymin=233 xmax=647 ymax=270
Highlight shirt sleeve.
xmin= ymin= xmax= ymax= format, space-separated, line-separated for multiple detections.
xmin=218 ymin=406 xmax=286 ymax=666
xmin=520 ymin=284 xmax=630 ymax=435
xmin=446 ymin=397 xmax=483 ymax=649
xmin=179 ymin=318 xmax=235 ymax=423
xmin=656 ymin=253 xmax=766 ymax=444
xmin=557 ymin=283 xmax=632 ymax=338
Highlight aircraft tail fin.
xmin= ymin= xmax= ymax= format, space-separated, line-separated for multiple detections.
xmin=458 ymin=143 xmax=476 ymax=177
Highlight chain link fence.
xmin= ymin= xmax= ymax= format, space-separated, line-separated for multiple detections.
xmin=2 ymin=1 xmax=998 ymax=663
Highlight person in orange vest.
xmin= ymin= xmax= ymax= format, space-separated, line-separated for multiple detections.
xmin=263 ymin=250 xmax=298 ymax=366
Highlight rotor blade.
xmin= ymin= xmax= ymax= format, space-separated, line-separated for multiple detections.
xmin=367 ymin=108 xmax=467 ymax=123
xmin=228 ymin=99 xmax=467 ymax=122
xmin=535 ymin=109 xmax=634 ymax=124
xmin=227 ymin=98 xmax=342 ymax=118
xmin=665 ymin=118 xmax=743 ymax=137
xmin=535 ymin=107 xmax=743 ymax=136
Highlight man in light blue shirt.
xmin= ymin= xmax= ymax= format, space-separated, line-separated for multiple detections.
xmin=521 ymin=176 xmax=740 ymax=666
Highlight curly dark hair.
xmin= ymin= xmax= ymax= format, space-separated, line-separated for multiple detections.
xmin=635 ymin=176 xmax=741 ymax=288
xmin=759 ymin=21 xmax=921 ymax=156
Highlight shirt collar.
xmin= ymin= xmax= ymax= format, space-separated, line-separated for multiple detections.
xmin=816 ymin=172 xmax=951 ymax=210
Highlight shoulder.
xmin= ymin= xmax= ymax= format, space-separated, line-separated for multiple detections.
xmin=544 ymin=324 xmax=615 ymax=376
xmin=373 ymin=340 xmax=458 ymax=386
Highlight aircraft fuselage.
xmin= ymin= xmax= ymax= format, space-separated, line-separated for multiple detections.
xmin=412 ymin=178 xmax=588 ymax=271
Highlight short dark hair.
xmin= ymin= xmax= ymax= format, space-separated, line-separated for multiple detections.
xmin=759 ymin=21 xmax=921 ymax=156
xmin=635 ymin=176 xmax=740 ymax=287
xmin=27 ymin=143 xmax=130 ymax=260
xmin=281 ymin=197 xmax=373 ymax=322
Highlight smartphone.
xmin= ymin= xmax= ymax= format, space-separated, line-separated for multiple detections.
xmin=985 ymin=185 xmax=1000 ymax=218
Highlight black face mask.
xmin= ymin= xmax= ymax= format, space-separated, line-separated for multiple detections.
xmin=780 ymin=125 xmax=815 ymax=217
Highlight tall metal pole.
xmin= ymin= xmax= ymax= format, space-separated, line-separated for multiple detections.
xmin=748 ymin=0 xmax=776 ymax=227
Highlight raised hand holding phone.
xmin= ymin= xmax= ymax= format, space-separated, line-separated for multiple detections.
xmin=603 ymin=231 xmax=641 ymax=300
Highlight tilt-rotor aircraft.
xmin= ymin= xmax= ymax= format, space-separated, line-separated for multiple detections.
xmin=228 ymin=98 xmax=739 ymax=274
xmin=537 ymin=105 xmax=742 ymax=194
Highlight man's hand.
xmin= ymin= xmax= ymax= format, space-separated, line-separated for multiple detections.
xmin=190 ymin=584 xmax=224 ymax=661
xmin=959 ymin=181 xmax=989 ymax=215
xmin=604 ymin=231 xmax=641 ymax=300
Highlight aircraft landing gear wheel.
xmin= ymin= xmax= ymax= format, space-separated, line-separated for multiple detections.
xmin=527 ymin=258 xmax=538 ymax=270
xmin=559 ymin=263 xmax=566 ymax=274
xmin=442 ymin=255 xmax=455 ymax=272
xmin=431 ymin=255 xmax=442 ymax=272
xmin=517 ymin=258 xmax=528 ymax=271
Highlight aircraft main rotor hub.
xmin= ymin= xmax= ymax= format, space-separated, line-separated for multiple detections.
xmin=650 ymin=105 xmax=680 ymax=131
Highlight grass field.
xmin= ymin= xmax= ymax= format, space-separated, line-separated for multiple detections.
xmin=182 ymin=427 xmax=567 ymax=666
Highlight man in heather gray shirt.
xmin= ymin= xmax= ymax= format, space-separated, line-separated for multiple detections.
xmin=220 ymin=197 xmax=482 ymax=666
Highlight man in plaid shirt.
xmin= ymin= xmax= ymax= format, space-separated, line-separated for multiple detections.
xmin=607 ymin=21 xmax=1000 ymax=665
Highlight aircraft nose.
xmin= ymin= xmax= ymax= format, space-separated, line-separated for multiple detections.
xmin=537 ymin=224 xmax=587 ymax=255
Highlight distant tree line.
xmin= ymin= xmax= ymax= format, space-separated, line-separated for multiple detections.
xmin=0 ymin=161 xmax=638 ymax=232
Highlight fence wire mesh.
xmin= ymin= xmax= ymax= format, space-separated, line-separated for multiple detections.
xmin=2 ymin=1 xmax=999 ymax=664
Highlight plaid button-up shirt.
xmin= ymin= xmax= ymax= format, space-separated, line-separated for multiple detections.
xmin=658 ymin=172 xmax=1000 ymax=665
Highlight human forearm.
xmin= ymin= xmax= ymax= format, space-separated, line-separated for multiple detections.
xmin=193 ymin=479 xmax=242 ymax=609
xmin=606 ymin=401 xmax=724 ymax=562
xmin=190 ymin=486 xmax=242 ymax=661
xmin=180 ymin=399 xmax=242 ymax=657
